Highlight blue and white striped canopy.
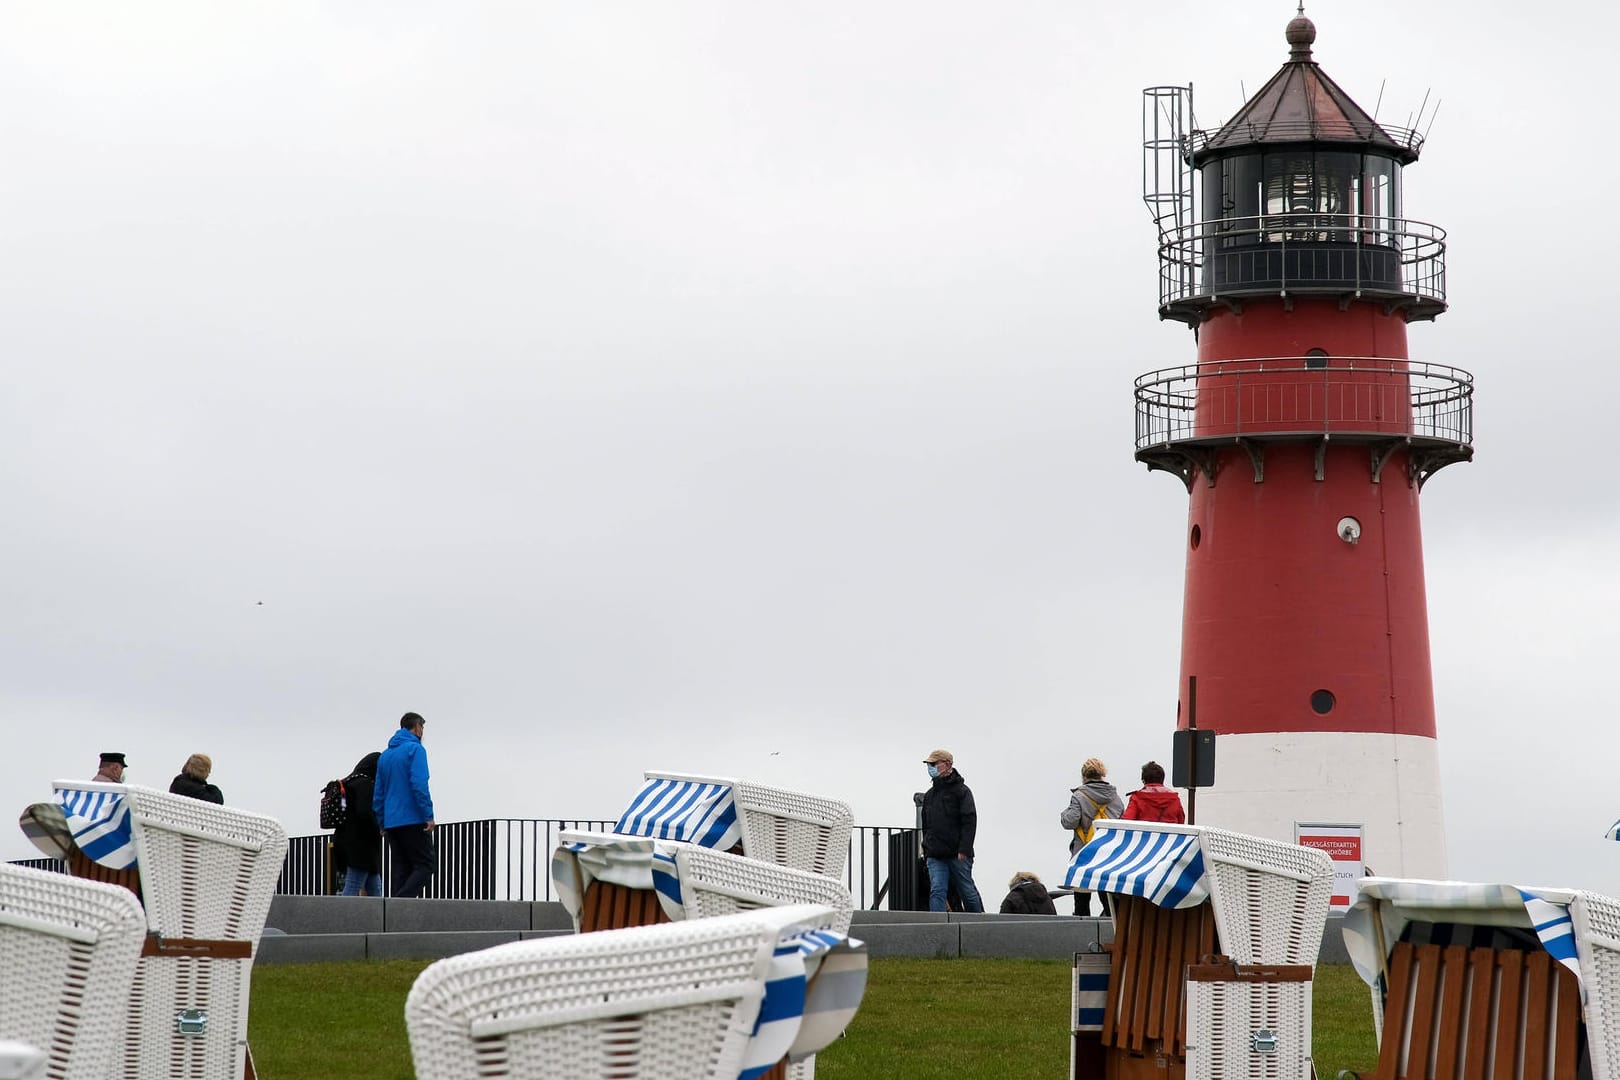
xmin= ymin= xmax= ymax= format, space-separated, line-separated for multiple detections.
xmin=1606 ymin=817 xmax=1620 ymax=841
xmin=54 ymin=784 xmax=137 ymax=870
xmin=1341 ymin=878 xmax=1581 ymax=989
xmin=740 ymin=927 xmax=867 ymax=1079
xmin=613 ymin=775 xmax=741 ymax=851
xmin=1063 ymin=824 xmax=1209 ymax=909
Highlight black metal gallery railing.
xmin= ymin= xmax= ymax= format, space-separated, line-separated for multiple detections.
xmin=275 ymin=819 xmax=916 ymax=910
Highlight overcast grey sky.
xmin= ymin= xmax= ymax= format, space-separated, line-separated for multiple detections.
xmin=4 ymin=1 xmax=1617 ymax=900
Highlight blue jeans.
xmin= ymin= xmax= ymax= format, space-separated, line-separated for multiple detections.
xmin=926 ymin=855 xmax=984 ymax=913
xmin=341 ymin=867 xmax=383 ymax=896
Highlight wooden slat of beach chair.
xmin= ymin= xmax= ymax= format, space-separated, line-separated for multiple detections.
xmin=1375 ymin=941 xmax=1416 ymax=1080
xmin=1127 ymin=899 xmax=1154 ymax=1052
xmin=1159 ymin=902 xmax=1186 ymax=1051
xmin=1145 ymin=899 xmax=1172 ymax=1044
xmin=1553 ymin=956 xmax=1579 ymax=1080
xmin=1101 ymin=896 xmax=1130 ymax=1047
xmin=1494 ymin=950 xmax=1523 ymax=1080
xmin=1405 ymin=944 xmax=1442 ymax=1080
xmin=1461 ymin=948 xmax=1495 ymax=1080
xmin=1522 ymin=950 xmax=1552 ymax=1080
xmin=1432 ymin=945 xmax=1468 ymax=1080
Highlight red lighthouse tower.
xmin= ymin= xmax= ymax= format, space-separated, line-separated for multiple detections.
xmin=1136 ymin=13 xmax=1473 ymax=877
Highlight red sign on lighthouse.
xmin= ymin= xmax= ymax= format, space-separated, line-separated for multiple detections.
xmin=1136 ymin=12 xmax=1472 ymax=878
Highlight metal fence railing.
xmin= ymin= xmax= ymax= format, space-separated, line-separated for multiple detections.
xmin=14 ymin=820 xmax=918 ymax=910
xmin=276 ymin=819 xmax=915 ymax=910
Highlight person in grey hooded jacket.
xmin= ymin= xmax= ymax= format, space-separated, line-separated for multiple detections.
xmin=1060 ymin=757 xmax=1124 ymax=915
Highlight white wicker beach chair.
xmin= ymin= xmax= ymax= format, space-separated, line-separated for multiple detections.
xmin=405 ymin=904 xmax=838 ymax=1080
xmin=675 ymin=846 xmax=854 ymax=935
xmin=0 ymin=864 xmax=146 ymax=1080
xmin=1564 ymin=890 xmax=1620 ymax=1080
xmin=632 ymin=772 xmax=853 ymax=878
xmin=51 ymin=782 xmax=288 ymax=1080
xmin=731 ymin=781 xmax=853 ymax=879
xmin=0 ymin=1041 xmax=47 ymax=1080
xmin=1199 ymin=826 xmax=1334 ymax=967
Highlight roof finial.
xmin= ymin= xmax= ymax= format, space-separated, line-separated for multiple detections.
xmin=1286 ymin=6 xmax=1317 ymax=62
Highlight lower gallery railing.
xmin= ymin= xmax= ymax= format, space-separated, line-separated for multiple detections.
xmin=13 ymin=819 xmax=917 ymax=911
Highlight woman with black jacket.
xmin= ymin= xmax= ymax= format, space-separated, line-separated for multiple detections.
xmin=334 ymin=752 xmax=384 ymax=896
xmin=169 ymin=754 xmax=224 ymax=804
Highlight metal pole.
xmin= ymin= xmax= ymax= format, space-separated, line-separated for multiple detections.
xmin=1187 ymin=675 xmax=1198 ymax=826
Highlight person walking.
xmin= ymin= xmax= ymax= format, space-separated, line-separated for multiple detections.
xmin=1061 ymin=757 xmax=1124 ymax=916
xmin=374 ymin=712 xmax=436 ymax=898
xmin=334 ymin=752 xmax=384 ymax=896
xmin=168 ymin=753 xmax=224 ymax=803
xmin=1122 ymin=760 xmax=1186 ymax=823
xmin=919 ymin=748 xmax=984 ymax=913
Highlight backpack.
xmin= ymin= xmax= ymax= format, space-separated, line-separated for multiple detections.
xmin=1074 ymin=795 xmax=1110 ymax=847
xmin=319 ymin=778 xmax=348 ymax=830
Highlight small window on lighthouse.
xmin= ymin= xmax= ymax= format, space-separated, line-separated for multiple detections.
xmin=1310 ymin=689 xmax=1336 ymax=715
xmin=1305 ymin=348 xmax=1328 ymax=369
xmin=1190 ymin=524 xmax=1202 ymax=550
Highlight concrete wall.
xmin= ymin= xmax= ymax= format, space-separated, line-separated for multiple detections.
xmin=257 ymin=897 xmax=1352 ymax=966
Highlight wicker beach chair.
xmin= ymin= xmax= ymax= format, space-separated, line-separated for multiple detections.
xmin=731 ymin=781 xmax=854 ymax=879
xmin=0 ymin=864 xmax=147 ymax=1080
xmin=628 ymin=772 xmax=853 ymax=878
xmin=50 ymin=782 xmax=287 ymax=1080
xmin=405 ymin=904 xmax=839 ymax=1080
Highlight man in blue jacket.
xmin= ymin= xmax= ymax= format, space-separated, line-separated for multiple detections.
xmin=374 ymin=711 xmax=436 ymax=897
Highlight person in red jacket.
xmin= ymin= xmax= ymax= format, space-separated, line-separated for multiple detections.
xmin=1122 ymin=761 xmax=1185 ymax=823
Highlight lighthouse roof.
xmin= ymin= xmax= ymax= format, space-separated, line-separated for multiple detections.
xmin=1191 ymin=13 xmax=1423 ymax=165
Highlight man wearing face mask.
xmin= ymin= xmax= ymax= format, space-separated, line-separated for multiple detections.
xmin=919 ymin=748 xmax=984 ymax=912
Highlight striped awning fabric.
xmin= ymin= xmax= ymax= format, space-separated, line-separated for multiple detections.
xmin=1341 ymin=878 xmax=1582 ymax=989
xmin=612 ymin=774 xmax=741 ymax=850
xmin=1062 ymin=824 xmax=1209 ymax=909
xmin=22 ymin=784 xmax=138 ymax=870
xmin=1607 ymin=817 xmax=1619 ymax=841
xmin=741 ymin=927 xmax=868 ymax=1079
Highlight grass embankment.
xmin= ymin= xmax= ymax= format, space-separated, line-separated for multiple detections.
xmin=249 ymin=958 xmax=1378 ymax=1079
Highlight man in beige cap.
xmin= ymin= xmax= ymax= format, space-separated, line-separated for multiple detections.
xmin=919 ymin=748 xmax=983 ymax=912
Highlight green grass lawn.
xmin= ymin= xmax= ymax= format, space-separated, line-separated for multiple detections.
xmin=249 ymin=958 xmax=1378 ymax=1079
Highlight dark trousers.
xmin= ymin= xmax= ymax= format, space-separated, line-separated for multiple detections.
xmin=385 ymin=825 xmax=437 ymax=898
xmin=1074 ymin=890 xmax=1112 ymax=917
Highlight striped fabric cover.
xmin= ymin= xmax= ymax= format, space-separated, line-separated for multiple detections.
xmin=1062 ymin=824 xmax=1210 ymax=909
xmin=552 ymin=833 xmax=687 ymax=923
xmin=45 ymin=784 xmax=138 ymax=870
xmin=613 ymin=775 xmax=741 ymax=850
xmin=739 ymin=928 xmax=868 ymax=1080
xmin=1341 ymin=878 xmax=1582 ymax=989
xmin=1607 ymin=817 xmax=1620 ymax=841
xmin=1072 ymin=952 xmax=1110 ymax=1032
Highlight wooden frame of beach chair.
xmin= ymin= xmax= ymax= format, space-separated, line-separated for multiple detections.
xmin=0 ymin=864 xmax=147 ymax=1080
xmin=405 ymin=904 xmax=837 ymax=1080
xmin=1096 ymin=893 xmax=1217 ymax=1080
xmin=1366 ymin=939 xmax=1580 ymax=1080
xmin=50 ymin=783 xmax=288 ymax=1080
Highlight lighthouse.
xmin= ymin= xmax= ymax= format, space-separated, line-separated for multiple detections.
xmin=1135 ymin=13 xmax=1473 ymax=877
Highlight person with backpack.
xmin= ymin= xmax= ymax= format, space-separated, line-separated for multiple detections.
xmin=333 ymin=752 xmax=384 ymax=896
xmin=374 ymin=712 xmax=436 ymax=898
xmin=1122 ymin=760 xmax=1186 ymax=823
xmin=1060 ymin=757 xmax=1123 ymax=916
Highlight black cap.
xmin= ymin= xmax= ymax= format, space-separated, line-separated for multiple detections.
xmin=99 ymin=752 xmax=127 ymax=767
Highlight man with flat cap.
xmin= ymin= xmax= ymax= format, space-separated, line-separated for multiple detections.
xmin=919 ymin=748 xmax=984 ymax=913
xmin=93 ymin=753 xmax=127 ymax=783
